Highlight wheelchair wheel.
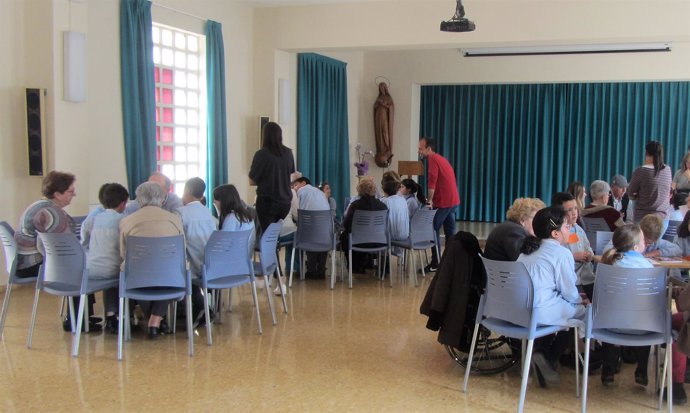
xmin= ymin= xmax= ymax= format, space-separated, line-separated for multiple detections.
xmin=445 ymin=326 xmax=519 ymax=375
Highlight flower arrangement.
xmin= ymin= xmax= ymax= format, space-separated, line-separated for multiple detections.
xmin=354 ymin=143 xmax=374 ymax=176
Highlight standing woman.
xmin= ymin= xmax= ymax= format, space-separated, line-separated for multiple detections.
xmin=628 ymin=141 xmax=673 ymax=222
xmin=249 ymin=122 xmax=295 ymax=233
xmin=672 ymin=152 xmax=690 ymax=194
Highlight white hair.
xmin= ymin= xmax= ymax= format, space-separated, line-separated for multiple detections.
xmin=135 ymin=182 xmax=165 ymax=208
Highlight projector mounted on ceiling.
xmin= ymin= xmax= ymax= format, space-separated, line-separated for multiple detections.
xmin=440 ymin=0 xmax=475 ymax=33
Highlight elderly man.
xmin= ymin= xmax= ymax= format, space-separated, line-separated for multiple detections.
xmin=124 ymin=172 xmax=183 ymax=215
xmin=581 ymin=180 xmax=625 ymax=231
xmin=119 ymin=182 xmax=185 ymax=339
xmin=607 ymin=174 xmax=630 ymax=222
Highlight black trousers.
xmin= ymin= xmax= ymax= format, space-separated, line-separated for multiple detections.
xmin=256 ymin=196 xmax=291 ymax=233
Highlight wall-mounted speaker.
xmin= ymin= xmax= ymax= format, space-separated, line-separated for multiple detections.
xmin=26 ymin=88 xmax=46 ymax=176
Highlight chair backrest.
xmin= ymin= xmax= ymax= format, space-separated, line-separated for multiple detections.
xmin=72 ymin=215 xmax=87 ymax=240
xmin=592 ymin=231 xmax=614 ymax=255
xmin=592 ymin=263 xmax=668 ymax=333
xmin=37 ymin=232 xmax=86 ymax=291
xmin=663 ymin=220 xmax=682 ymax=242
xmin=408 ymin=208 xmax=437 ymax=247
xmin=294 ymin=209 xmax=334 ymax=251
xmin=582 ymin=217 xmax=609 ymax=233
xmin=350 ymin=209 xmax=390 ymax=246
xmin=203 ymin=230 xmax=254 ymax=281
xmin=479 ymin=256 xmax=533 ymax=328
xmin=123 ymin=235 xmax=187 ymax=290
xmin=0 ymin=221 xmax=17 ymax=276
xmin=257 ymin=221 xmax=283 ymax=275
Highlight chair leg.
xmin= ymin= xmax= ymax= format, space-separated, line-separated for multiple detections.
xmin=275 ymin=268 xmax=288 ymax=313
xmin=574 ymin=327 xmax=580 ymax=398
xmin=58 ymin=295 xmax=66 ymax=318
xmin=348 ymin=250 xmax=353 ymax=289
xmin=186 ymin=294 xmax=194 ymax=357
xmin=26 ymin=288 xmax=41 ymax=348
xmin=72 ymin=294 xmax=87 ymax=357
xmin=300 ymin=251 xmax=305 ymax=281
xmin=117 ymin=297 xmax=125 ymax=361
xmin=388 ymin=250 xmax=393 ymax=288
xmin=462 ymin=322 xmax=481 ymax=392
xmin=171 ymin=300 xmax=178 ymax=334
xmin=581 ymin=338 xmax=591 ymax=413
xmin=330 ymin=249 xmax=336 ymax=290
xmin=289 ymin=248 xmax=296 ymax=288
xmin=0 ymin=283 xmax=13 ymax=336
xmin=518 ymin=339 xmax=535 ymax=413
xmin=68 ymin=297 xmax=76 ymax=333
xmin=250 ymin=281 xmax=263 ymax=335
xmin=203 ymin=287 xmax=212 ymax=345
xmin=125 ymin=299 xmax=131 ymax=341
xmin=411 ymin=250 xmax=418 ymax=287
xmin=264 ymin=277 xmax=277 ymax=326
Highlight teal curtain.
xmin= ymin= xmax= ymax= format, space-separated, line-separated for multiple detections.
xmin=120 ymin=0 xmax=156 ymax=194
xmin=420 ymin=82 xmax=690 ymax=222
xmin=297 ymin=53 xmax=350 ymax=217
xmin=205 ymin=20 xmax=228 ymax=210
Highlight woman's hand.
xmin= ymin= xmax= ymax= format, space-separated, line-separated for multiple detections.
xmin=573 ymin=250 xmax=592 ymax=262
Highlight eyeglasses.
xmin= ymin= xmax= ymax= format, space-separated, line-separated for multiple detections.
xmin=563 ymin=207 xmax=577 ymax=213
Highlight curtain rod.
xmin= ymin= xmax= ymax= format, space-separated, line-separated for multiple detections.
xmin=151 ymin=2 xmax=207 ymax=22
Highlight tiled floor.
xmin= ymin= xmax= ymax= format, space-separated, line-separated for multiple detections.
xmin=0 ymin=237 xmax=684 ymax=412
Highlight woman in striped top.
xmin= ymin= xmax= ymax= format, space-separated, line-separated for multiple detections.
xmin=627 ymin=141 xmax=672 ymax=222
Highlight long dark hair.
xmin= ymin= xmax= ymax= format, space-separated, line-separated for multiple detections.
xmin=646 ymin=141 xmax=665 ymax=176
xmin=262 ymin=122 xmax=288 ymax=157
xmin=401 ymin=178 xmax=426 ymax=205
xmin=212 ymin=184 xmax=254 ymax=228
xmin=520 ymin=206 xmax=565 ymax=255
xmin=679 ymin=210 xmax=690 ymax=239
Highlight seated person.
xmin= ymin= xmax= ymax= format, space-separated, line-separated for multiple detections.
xmin=380 ymin=179 xmax=409 ymax=244
xmin=400 ymin=178 xmax=426 ymax=219
xmin=598 ymin=224 xmax=655 ymax=388
xmin=124 ymin=172 xmax=183 ymax=215
xmin=581 ymin=180 xmax=625 ymax=231
xmin=80 ymin=183 xmax=129 ymax=334
xmin=293 ymin=177 xmax=331 ymax=280
xmin=639 ymin=214 xmax=682 ymax=258
xmin=669 ymin=192 xmax=688 ymax=221
xmin=212 ymin=184 xmax=256 ymax=258
xmin=340 ymin=179 xmax=388 ymax=274
xmin=517 ymin=206 xmax=587 ymax=387
xmin=484 ymin=197 xmax=545 ymax=261
xmin=552 ymin=192 xmax=595 ymax=299
xmin=670 ymin=284 xmax=690 ymax=405
xmin=119 ymin=182 xmax=185 ymax=339
xmin=318 ymin=181 xmax=338 ymax=220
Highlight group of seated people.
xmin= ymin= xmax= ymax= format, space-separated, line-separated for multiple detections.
xmin=482 ymin=173 xmax=690 ymax=405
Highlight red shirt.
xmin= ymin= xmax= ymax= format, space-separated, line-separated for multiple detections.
xmin=427 ymin=152 xmax=460 ymax=208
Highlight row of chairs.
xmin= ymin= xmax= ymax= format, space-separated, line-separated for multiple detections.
xmin=286 ymin=208 xmax=439 ymax=290
xmin=463 ymin=257 xmax=673 ymax=413
xmin=0 ymin=220 xmax=287 ymax=361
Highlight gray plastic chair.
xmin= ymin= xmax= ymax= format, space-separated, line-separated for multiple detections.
xmin=289 ymin=209 xmax=336 ymax=288
xmin=25 ymin=232 xmax=119 ymax=357
xmin=391 ymin=208 xmax=438 ymax=287
xmin=0 ymin=222 xmax=39 ymax=338
xmin=254 ymin=221 xmax=287 ymax=315
xmin=347 ymin=209 xmax=392 ymax=289
xmin=463 ymin=257 xmax=580 ymax=413
xmin=118 ymin=234 xmax=193 ymax=360
xmin=197 ymin=229 xmax=263 ymax=346
xmin=591 ymin=230 xmax=614 ymax=255
xmin=581 ymin=263 xmax=671 ymax=412
xmin=582 ymin=217 xmax=610 ymax=248
xmin=663 ymin=220 xmax=682 ymax=242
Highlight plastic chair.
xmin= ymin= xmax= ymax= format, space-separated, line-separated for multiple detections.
xmin=591 ymin=231 xmax=614 ymax=255
xmin=118 ymin=235 xmax=193 ymax=360
xmin=581 ymin=263 xmax=671 ymax=412
xmin=346 ymin=209 xmax=391 ymax=289
xmin=582 ymin=216 xmax=609 ymax=233
xmin=1 ymin=222 xmax=41 ymax=339
xmin=463 ymin=257 xmax=580 ymax=413
xmin=391 ymin=208 xmax=438 ymax=287
xmin=25 ymin=232 xmax=119 ymax=357
xmin=663 ymin=220 xmax=682 ymax=242
xmin=289 ymin=210 xmax=336 ymax=288
xmin=254 ymin=222 xmax=287 ymax=315
xmin=197 ymin=229 xmax=264 ymax=346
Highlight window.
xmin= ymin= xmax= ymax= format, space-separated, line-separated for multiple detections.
xmin=152 ymin=23 xmax=207 ymax=197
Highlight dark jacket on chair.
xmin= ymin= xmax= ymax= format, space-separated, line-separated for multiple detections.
xmin=420 ymin=231 xmax=485 ymax=351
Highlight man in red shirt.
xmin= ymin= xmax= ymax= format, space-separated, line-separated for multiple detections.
xmin=418 ymin=137 xmax=461 ymax=271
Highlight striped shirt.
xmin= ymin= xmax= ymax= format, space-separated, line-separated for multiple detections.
xmin=628 ymin=164 xmax=672 ymax=222
xmin=15 ymin=199 xmax=74 ymax=269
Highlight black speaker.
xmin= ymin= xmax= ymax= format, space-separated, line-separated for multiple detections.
xmin=26 ymin=88 xmax=45 ymax=176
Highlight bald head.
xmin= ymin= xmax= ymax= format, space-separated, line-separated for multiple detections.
xmin=148 ymin=172 xmax=171 ymax=192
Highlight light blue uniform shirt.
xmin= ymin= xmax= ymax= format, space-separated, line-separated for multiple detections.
xmin=615 ymin=250 xmax=653 ymax=269
xmin=517 ymin=239 xmax=585 ymax=327
xmin=297 ymin=185 xmax=330 ymax=211
xmin=221 ymin=214 xmax=256 ymax=258
xmin=646 ymin=238 xmax=682 ymax=257
xmin=566 ymin=223 xmax=595 ymax=286
xmin=81 ymin=209 xmax=123 ymax=279
xmin=381 ymin=194 xmax=409 ymax=241
xmin=179 ymin=201 xmax=217 ymax=278
xmin=404 ymin=194 xmax=422 ymax=218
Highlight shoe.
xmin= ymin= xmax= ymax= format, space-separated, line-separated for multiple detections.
xmin=601 ymin=368 xmax=615 ymax=386
xmin=663 ymin=382 xmax=688 ymax=405
xmin=635 ymin=368 xmax=648 ymax=387
xmin=534 ymin=363 xmax=547 ymax=388
xmin=274 ymin=284 xmax=287 ymax=296
xmin=147 ymin=326 xmax=162 ymax=340
xmin=532 ymin=352 xmax=560 ymax=386
xmin=62 ymin=317 xmax=102 ymax=333
xmin=423 ymin=263 xmax=438 ymax=273
xmin=159 ymin=318 xmax=171 ymax=334
xmin=104 ymin=315 xmax=118 ymax=335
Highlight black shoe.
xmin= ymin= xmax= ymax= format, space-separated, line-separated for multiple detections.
xmin=601 ymin=368 xmax=615 ymax=386
xmin=104 ymin=315 xmax=118 ymax=335
xmin=663 ymin=382 xmax=688 ymax=405
xmin=532 ymin=352 xmax=560 ymax=386
xmin=148 ymin=326 xmax=162 ymax=340
xmin=159 ymin=318 xmax=171 ymax=334
xmin=423 ymin=263 xmax=438 ymax=273
xmin=635 ymin=368 xmax=648 ymax=387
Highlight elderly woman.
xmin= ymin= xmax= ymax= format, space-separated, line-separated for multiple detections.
xmin=119 ymin=182 xmax=185 ymax=339
xmin=581 ymin=180 xmax=625 ymax=231
xmin=673 ymin=152 xmax=690 ymax=194
xmin=628 ymin=141 xmax=673 ymax=222
xmin=483 ymin=197 xmax=545 ymax=262
xmin=15 ymin=171 xmax=77 ymax=277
